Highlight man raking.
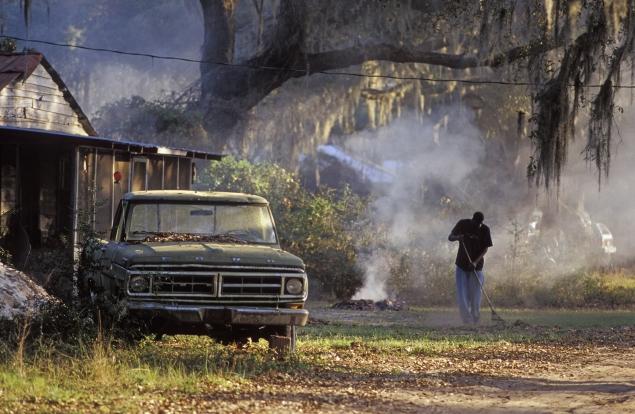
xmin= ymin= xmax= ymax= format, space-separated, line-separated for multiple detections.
xmin=448 ymin=212 xmax=493 ymax=325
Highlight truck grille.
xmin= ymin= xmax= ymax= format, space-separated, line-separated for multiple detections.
xmin=153 ymin=274 xmax=216 ymax=295
xmin=128 ymin=265 xmax=304 ymax=299
xmin=220 ymin=275 xmax=282 ymax=296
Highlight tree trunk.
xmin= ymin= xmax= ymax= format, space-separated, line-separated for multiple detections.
xmin=200 ymin=0 xmax=239 ymax=134
xmin=200 ymin=0 xmax=305 ymax=146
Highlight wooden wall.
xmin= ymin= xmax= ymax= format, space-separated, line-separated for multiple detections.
xmin=0 ymin=65 xmax=89 ymax=136
xmin=77 ymin=147 xmax=194 ymax=238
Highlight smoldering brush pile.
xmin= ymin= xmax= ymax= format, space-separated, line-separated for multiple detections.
xmin=332 ymin=299 xmax=408 ymax=311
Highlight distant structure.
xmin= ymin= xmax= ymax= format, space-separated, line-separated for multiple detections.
xmin=0 ymin=51 xmax=221 ymax=265
xmin=0 ymin=51 xmax=96 ymax=135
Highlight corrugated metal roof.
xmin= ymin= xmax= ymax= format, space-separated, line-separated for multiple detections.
xmin=0 ymin=52 xmax=42 ymax=89
xmin=123 ymin=191 xmax=267 ymax=204
xmin=0 ymin=125 xmax=223 ymax=160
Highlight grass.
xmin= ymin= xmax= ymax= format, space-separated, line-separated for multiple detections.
xmin=602 ymin=272 xmax=635 ymax=288
xmin=0 ymin=336 xmax=272 ymax=413
xmin=488 ymin=267 xmax=635 ymax=308
xmin=410 ymin=265 xmax=635 ymax=308
xmin=493 ymin=307 xmax=635 ymax=327
xmin=0 ymin=307 xmax=633 ymax=413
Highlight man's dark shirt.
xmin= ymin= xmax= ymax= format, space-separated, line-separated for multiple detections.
xmin=450 ymin=219 xmax=493 ymax=271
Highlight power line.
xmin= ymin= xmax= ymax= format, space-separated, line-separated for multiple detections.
xmin=0 ymin=35 xmax=535 ymax=86
xmin=5 ymin=34 xmax=635 ymax=89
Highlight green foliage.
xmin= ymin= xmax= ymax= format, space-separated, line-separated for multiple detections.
xmin=200 ymin=156 xmax=367 ymax=299
xmin=530 ymin=270 xmax=635 ymax=309
xmin=204 ymin=156 xmax=303 ymax=233
xmin=0 ymin=302 xmax=98 ymax=355
xmin=286 ymin=188 xmax=369 ymax=299
xmin=482 ymin=269 xmax=635 ymax=309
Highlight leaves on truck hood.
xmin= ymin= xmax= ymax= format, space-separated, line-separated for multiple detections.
xmin=115 ymin=242 xmax=304 ymax=268
xmin=137 ymin=232 xmax=247 ymax=244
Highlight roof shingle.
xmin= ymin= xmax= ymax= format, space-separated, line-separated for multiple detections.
xmin=0 ymin=52 xmax=42 ymax=90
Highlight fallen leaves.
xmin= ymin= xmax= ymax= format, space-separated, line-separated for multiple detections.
xmin=2 ymin=312 xmax=635 ymax=413
xmin=140 ymin=232 xmax=247 ymax=244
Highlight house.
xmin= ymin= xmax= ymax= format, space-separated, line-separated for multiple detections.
xmin=0 ymin=51 xmax=221 ymax=265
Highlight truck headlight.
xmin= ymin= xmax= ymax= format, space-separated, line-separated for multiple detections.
xmin=129 ymin=276 xmax=150 ymax=293
xmin=285 ymin=278 xmax=303 ymax=295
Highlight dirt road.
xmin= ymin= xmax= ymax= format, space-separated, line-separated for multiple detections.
xmin=134 ymin=309 xmax=635 ymax=414
xmin=145 ymin=347 xmax=633 ymax=414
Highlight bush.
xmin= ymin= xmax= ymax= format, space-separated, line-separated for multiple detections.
xmin=489 ymin=269 xmax=635 ymax=309
xmin=0 ymin=302 xmax=99 ymax=359
xmin=199 ymin=157 xmax=368 ymax=299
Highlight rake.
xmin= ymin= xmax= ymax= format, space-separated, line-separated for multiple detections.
xmin=461 ymin=241 xmax=505 ymax=324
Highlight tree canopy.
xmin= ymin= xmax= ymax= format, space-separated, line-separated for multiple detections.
xmin=199 ymin=0 xmax=635 ymax=188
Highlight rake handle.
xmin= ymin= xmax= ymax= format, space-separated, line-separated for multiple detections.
xmin=460 ymin=241 xmax=501 ymax=318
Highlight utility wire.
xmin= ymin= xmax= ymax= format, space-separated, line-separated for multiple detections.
xmin=5 ymin=34 xmax=635 ymax=89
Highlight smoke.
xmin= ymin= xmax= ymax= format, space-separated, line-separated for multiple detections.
xmin=349 ymin=107 xmax=485 ymax=300
xmin=347 ymin=97 xmax=635 ymax=302
xmin=555 ymin=90 xmax=635 ymax=264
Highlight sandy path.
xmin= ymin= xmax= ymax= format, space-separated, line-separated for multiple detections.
xmin=136 ymin=343 xmax=634 ymax=413
xmin=133 ymin=307 xmax=635 ymax=413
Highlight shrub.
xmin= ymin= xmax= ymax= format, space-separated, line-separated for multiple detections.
xmin=198 ymin=157 xmax=368 ymax=299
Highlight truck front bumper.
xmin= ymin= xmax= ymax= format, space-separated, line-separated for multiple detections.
xmin=127 ymin=302 xmax=309 ymax=326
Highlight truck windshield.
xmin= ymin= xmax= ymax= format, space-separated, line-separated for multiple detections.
xmin=125 ymin=203 xmax=277 ymax=244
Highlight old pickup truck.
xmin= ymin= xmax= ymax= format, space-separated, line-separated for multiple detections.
xmin=81 ymin=191 xmax=308 ymax=350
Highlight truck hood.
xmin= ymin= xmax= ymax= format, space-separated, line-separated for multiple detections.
xmin=113 ymin=242 xmax=304 ymax=269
